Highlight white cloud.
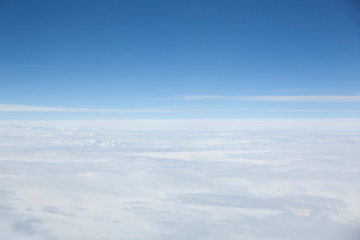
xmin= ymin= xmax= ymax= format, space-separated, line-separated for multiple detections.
xmin=0 ymin=104 xmax=175 ymax=113
xmin=0 ymin=120 xmax=359 ymax=240
xmin=182 ymin=95 xmax=360 ymax=102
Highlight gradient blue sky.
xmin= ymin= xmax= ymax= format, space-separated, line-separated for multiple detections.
xmin=1 ymin=0 xmax=360 ymax=119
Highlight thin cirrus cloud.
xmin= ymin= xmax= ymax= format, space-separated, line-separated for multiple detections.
xmin=0 ymin=104 xmax=175 ymax=113
xmin=182 ymin=95 xmax=360 ymax=102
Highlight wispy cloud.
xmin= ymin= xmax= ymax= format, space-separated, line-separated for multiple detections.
xmin=182 ymin=95 xmax=360 ymax=102
xmin=0 ymin=104 xmax=175 ymax=113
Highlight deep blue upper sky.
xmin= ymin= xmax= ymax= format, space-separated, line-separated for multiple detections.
xmin=0 ymin=0 xmax=359 ymax=119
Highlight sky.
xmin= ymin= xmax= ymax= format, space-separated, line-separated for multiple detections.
xmin=0 ymin=0 xmax=360 ymax=119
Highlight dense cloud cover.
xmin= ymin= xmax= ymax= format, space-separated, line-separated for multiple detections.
xmin=0 ymin=121 xmax=359 ymax=240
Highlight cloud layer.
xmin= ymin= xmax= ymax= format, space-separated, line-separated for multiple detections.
xmin=0 ymin=121 xmax=359 ymax=240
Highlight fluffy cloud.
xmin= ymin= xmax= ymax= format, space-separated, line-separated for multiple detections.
xmin=0 ymin=120 xmax=359 ymax=240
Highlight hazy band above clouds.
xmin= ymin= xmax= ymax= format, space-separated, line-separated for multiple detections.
xmin=2 ymin=119 xmax=360 ymax=131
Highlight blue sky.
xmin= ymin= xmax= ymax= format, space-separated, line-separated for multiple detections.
xmin=1 ymin=0 xmax=360 ymax=119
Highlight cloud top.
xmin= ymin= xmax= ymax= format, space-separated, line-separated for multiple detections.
xmin=0 ymin=122 xmax=359 ymax=240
